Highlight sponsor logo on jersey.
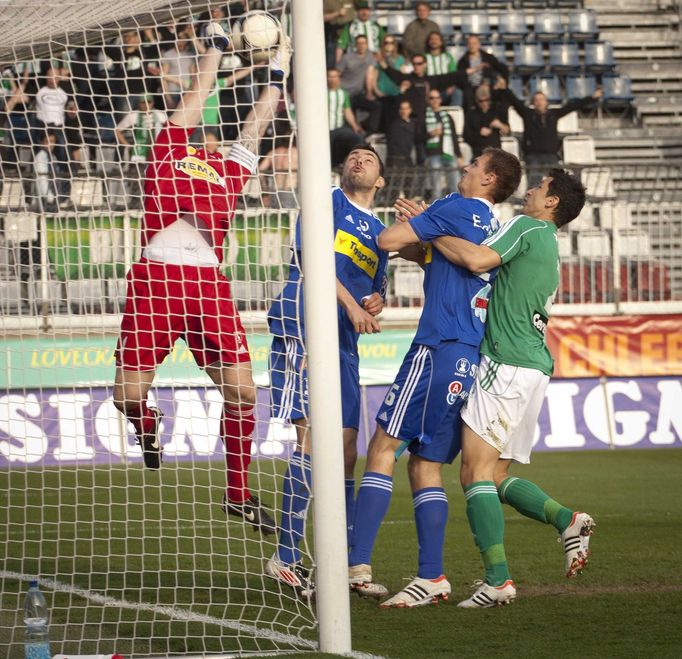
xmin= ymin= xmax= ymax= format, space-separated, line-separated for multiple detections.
xmin=334 ymin=229 xmax=379 ymax=277
xmin=446 ymin=380 xmax=463 ymax=405
xmin=357 ymin=218 xmax=373 ymax=240
xmin=424 ymin=244 xmax=433 ymax=265
xmin=532 ymin=310 xmax=549 ymax=336
xmin=455 ymin=358 xmax=470 ymax=375
xmin=345 ymin=214 xmax=355 ymax=224
xmin=175 ymin=156 xmax=226 ymax=188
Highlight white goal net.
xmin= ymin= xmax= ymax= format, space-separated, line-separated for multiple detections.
xmin=0 ymin=1 xmax=316 ymax=656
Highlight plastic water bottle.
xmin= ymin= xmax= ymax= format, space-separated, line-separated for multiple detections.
xmin=23 ymin=580 xmax=51 ymax=659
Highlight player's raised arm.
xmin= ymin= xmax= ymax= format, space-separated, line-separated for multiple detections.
xmin=433 ymin=236 xmax=501 ymax=273
xmin=377 ymin=220 xmax=421 ymax=252
xmin=239 ymin=34 xmax=291 ymax=155
xmin=169 ymin=22 xmax=229 ymax=129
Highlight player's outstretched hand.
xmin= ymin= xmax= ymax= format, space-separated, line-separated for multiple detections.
xmin=270 ymin=33 xmax=292 ymax=79
xmin=347 ymin=303 xmax=381 ymax=334
xmin=394 ymin=197 xmax=427 ymax=222
xmin=362 ymin=292 xmax=384 ymax=317
xmin=202 ymin=22 xmax=230 ymax=53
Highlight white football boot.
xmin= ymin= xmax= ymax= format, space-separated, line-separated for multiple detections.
xmin=560 ymin=511 xmax=596 ymax=578
xmin=348 ymin=564 xmax=389 ymax=599
xmin=457 ymin=579 xmax=516 ymax=608
xmin=380 ymin=575 xmax=451 ymax=608
xmin=265 ymin=554 xmax=315 ymax=599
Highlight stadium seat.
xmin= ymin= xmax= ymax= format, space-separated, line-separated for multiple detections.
xmin=446 ymin=44 xmax=466 ymax=62
xmin=484 ymin=42 xmax=507 ymax=66
xmin=513 ymin=42 xmax=544 ymax=75
xmin=66 ymin=278 xmax=107 ymax=314
xmin=559 ymin=261 xmax=589 ymax=303
xmin=567 ymin=9 xmax=599 ymax=41
xmin=393 ymin=262 xmax=425 ymax=299
xmin=529 ymin=74 xmax=563 ymax=104
xmin=562 ymin=135 xmax=596 ymax=165
xmin=508 ymin=74 xmax=525 ymax=101
xmin=458 ymin=139 xmax=472 ymax=165
xmin=565 ymin=74 xmax=597 ymax=100
xmin=71 ymin=178 xmax=104 ymax=210
xmin=498 ymin=11 xmax=528 ymax=42
xmin=460 ymin=12 xmax=492 ymax=39
xmin=494 ymin=202 xmax=516 ymax=223
xmin=571 ymin=201 xmax=595 ymax=231
xmin=0 ymin=178 xmax=27 ymax=211
xmin=430 ymin=12 xmax=454 ymax=39
xmin=584 ymin=41 xmax=615 ymax=73
xmin=549 ymin=41 xmax=580 ymax=74
xmin=557 ymin=231 xmax=573 ymax=258
xmin=533 ymin=11 xmax=563 ymax=42
xmin=3 ymin=212 xmax=38 ymax=244
xmin=446 ymin=106 xmax=465 ymax=136
xmin=500 ymin=136 xmax=520 ymax=158
xmin=577 ymin=230 xmax=611 ymax=259
xmin=383 ymin=13 xmax=411 ymax=37
xmin=28 ymin=279 xmax=63 ymax=314
xmin=507 ymin=105 xmax=524 ymax=134
xmin=0 ymin=280 xmax=23 ymax=313
xmin=616 ymin=228 xmax=651 ymax=258
xmin=557 ymin=111 xmax=579 ymax=134
xmin=107 ymin=277 xmax=128 ymax=313
xmin=602 ymin=74 xmax=634 ymax=105
xmin=581 ymin=167 xmax=616 ymax=199
xmin=633 ymin=260 xmax=671 ymax=301
xmin=599 ymin=200 xmax=632 ymax=230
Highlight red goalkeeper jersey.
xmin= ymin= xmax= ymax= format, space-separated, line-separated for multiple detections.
xmin=141 ymin=122 xmax=257 ymax=262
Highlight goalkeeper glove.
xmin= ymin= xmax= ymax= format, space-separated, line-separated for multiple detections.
xmin=203 ymin=22 xmax=229 ymax=53
xmin=269 ymin=34 xmax=291 ymax=89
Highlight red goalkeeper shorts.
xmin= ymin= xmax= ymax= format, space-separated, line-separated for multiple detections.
xmin=115 ymin=258 xmax=251 ymax=371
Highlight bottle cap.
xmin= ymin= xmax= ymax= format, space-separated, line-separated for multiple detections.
xmin=29 ymin=580 xmax=38 ymax=587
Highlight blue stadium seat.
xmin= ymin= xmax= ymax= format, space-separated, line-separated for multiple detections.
xmin=585 ymin=41 xmax=615 ymax=73
xmin=431 ymin=12 xmax=454 ymax=39
xmin=384 ymin=13 xmax=411 ymax=37
xmin=567 ymin=9 xmax=599 ymax=41
xmin=529 ymin=74 xmax=563 ymax=104
xmin=513 ymin=42 xmax=544 ymax=75
xmin=484 ymin=42 xmax=507 ymax=66
xmin=508 ymin=74 xmax=525 ymax=100
xmin=497 ymin=11 xmax=528 ymax=42
xmin=566 ymin=73 xmax=597 ymax=100
xmin=602 ymin=74 xmax=634 ymax=104
xmin=460 ymin=12 xmax=492 ymax=39
xmin=549 ymin=41 xmax=580 ymax=74
xmin=533 ymin=12 xmax=563 ymax=42
xmin=446 ymin=44 xmax=466 ymax=62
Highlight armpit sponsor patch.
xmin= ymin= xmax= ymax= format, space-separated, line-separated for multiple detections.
xmin=532 ymin=310 xmax=549 ymax=336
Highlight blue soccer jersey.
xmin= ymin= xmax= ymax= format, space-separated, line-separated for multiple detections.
xmin=268 ymin=187 xmax=388 ymax=354
xmin=409 ymin=193 xmax=499 ymax=348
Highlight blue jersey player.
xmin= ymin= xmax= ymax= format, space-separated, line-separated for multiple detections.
xmin=266 ymin=146 xmax=389 ymax=597
xmin=348 ymin=148 xmax=522 ymax=607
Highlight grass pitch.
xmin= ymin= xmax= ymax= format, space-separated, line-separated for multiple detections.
xmin=1 ymin=448 xmax=681 ymax=658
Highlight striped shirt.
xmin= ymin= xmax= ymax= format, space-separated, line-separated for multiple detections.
xmin=425 ymin=107 xmax=457 ymax=162
xmin=337 ymin=19 xmax=385 ymax=53
xmin=328 ymin=88 xmax=351 ymax=130
xmin=426 ymin=52 xmax=456 ymax=76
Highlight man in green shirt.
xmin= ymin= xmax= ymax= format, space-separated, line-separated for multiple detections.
xmin=430 ymin=169 xmax=595 ymax=608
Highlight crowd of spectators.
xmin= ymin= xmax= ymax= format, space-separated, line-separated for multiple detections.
xmin=0 ymin=0 xmax=604 ymax=215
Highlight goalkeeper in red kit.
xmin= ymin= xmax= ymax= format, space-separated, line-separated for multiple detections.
xmin=113 ymin=21 xmax=291 ymax=535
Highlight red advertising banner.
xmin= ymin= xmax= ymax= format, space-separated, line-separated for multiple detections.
xmin=548 ymin=315 xmax=682 ymax=378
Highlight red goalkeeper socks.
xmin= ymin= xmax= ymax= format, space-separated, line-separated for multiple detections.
xmin=222 ymin=404 xmax=255 ymax=504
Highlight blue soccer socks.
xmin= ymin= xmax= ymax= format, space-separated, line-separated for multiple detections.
xmin=277 ymin=451 xmax=312 ymax=566
xmin=413 ymin=487 xmax=449 ymax=579
xmin=348 ymin=472 xmax=393 ymax=567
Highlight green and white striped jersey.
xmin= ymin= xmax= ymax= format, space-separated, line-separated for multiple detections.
xmin=481 ymin=214 xmax=559 ymax=376
xmin=328 ymin=88 xmax=351 ymax=130
xmin=426 ymin=52 xmax=456 ymax=76
xmin=337 ymin=19 xmax=385 ymax=53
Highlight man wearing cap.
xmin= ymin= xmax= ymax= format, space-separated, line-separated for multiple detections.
xmin=336 ymin=1 xmax=385 ymax=63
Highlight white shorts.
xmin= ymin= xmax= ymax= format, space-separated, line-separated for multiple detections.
xmin=461 ymin=355 xmax=550 ymax=464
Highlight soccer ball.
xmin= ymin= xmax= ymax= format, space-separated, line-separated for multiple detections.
xmin=241 ymin=11 xmax=280 ymax=49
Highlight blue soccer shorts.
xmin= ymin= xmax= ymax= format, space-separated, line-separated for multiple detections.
xmin=375 ymin=340 xmax=480 ymax=464
xmin=269 ymin=335 xmax=361 ymax=430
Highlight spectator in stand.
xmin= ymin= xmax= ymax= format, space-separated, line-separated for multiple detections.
xmin=457 ymin=35 xmax=509 ymax=110
xmin=105 ymin=30 xmax=163 ymax=114
xmin=425 ymin=30 xmax=460 ymax=106
xmin=34 ymin=130 xmax=59 ymax=212
xmin=425 ymin=90 xmax=464 ymax=200
xmin=34 ymin=67 xmax=71 ymax=205
xmin=377 ymin=52 xmax=465 ymax=163
xmin=63 ymin=100 xmax=85 ymax=175
xmin=327 ymin=68 xmax=365 ymax=167
xmin=259 ymin=135 xmax=298 ymax=209
xmin=366 ymin=35 xmax=408 ymax=132
xmin=324 ymin=0 xmax=355 ymax=68
xmin=335 ymin=1 xmax=384 ymax=64
xmin=402 ymin=1 xmax=441 ymax=61
xmin=463 ymin=83 xmax=510 ymax=159
xmin=498 ymin=78 xmax=603 ymax=184
xmin=386 ymin=99 xmax=416 ymax=167
xmin=115 ymin=95 xmax=167 ymax=207
xmin=160 ymin=23 xmax=199 ymax=109
xmin=0 ymin=70 xmax=30 ymax=173
xmin=339 ymin=35 xmax=382 ymax=135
